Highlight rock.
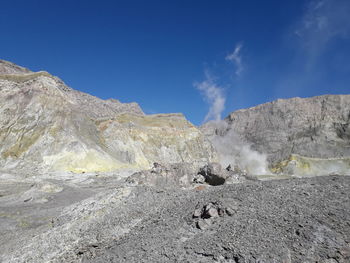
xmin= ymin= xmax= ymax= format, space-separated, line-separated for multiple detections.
xmin=225 ymin=165 xmax=249 ymax=184
xmin=206 ymin=207 xmax=219 ymax=218
xmin=126 ymin=162 xmax=199 ymax=188
xmin=1 ymin=60 xmax=350 ymax=263
xmin=201 ymin=95 xmax=350 ymax=171
xmin=151 ymin=162 xmax=162 ymax=174
xmin=0 ymin=60 xmax=31 ymax=75
xmin=198 ymin=163 xmax=227 ymax=186
xmin=196 ymin=219 xmax=211 ymax=230
xmin=193 ymin=201 xmax=235 ymax=231
xmin=0 ymin=60 xmax=217 ymax=174
xmin=23 ymin=197 xmax=32 ymax=202
xmin=1 ymin=172 xmax=350 ymax=262
xmin=225 ymin=207 xmax=235 ymax=216
xmin=193 ymin=174 xmax=206 ymax=184
xmin=193 ymin=208 xmax=202 ymax=218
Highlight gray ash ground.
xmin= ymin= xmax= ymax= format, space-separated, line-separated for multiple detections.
xmin=1 ymin=174 xmax=349 ymax=263
xmin=83 ymin=176 xmax=350 ymax=263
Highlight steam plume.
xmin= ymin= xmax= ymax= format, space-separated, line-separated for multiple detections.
xmin=204 ymin=120 xmax=269 ymax=175
xmin=226 ymin=43 xmax=243 ymax=76
xmin=196 ymin=44 xmax=269 ymax=175
xmin=194 ymin=72 xmax=225 ymax=122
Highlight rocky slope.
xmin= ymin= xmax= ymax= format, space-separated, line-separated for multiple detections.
xmin=0 ymin=60 xmax=216 ymax=174
xmin=202 ymin=95 xmax=350 ymax=175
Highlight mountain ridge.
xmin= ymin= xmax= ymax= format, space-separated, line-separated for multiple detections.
xmin=0 ymin=60 xmax=215 ymax=174
xmin=201 ymin=94 xmax=350 ymax=175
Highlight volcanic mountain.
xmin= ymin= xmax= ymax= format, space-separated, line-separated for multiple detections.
xmin=0 ymin=60 xmax=350 ymax=263
xmin=0 ymin=60 xmax=216 ymax=174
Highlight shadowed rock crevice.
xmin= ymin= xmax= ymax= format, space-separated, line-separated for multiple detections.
xmin=198 ymin=163 xmax=227 ymax=185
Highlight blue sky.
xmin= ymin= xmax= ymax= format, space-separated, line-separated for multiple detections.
xmin=1 ymin=0 xmax=349 ymax=124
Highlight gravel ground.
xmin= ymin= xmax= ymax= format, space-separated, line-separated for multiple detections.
xmin=1 ymin=175 xmax=349 ymax=263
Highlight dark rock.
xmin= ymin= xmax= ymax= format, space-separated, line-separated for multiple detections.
xmin=198 ymin=163 xmax=227 ymax=186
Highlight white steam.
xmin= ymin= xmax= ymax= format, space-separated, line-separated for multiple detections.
xmin=196 ymin=44 xmax=269 ymax=175
xmin=225 ymin=43 xmax=243 ymax=76
xmin=194 ymin=72 xmax=225 ymax=122
xmin=205 ymin=120 xmax=270 ymax=175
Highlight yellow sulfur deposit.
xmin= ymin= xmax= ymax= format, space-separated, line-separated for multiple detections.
xmin=272 ymin=154 xmax=350 ymax=176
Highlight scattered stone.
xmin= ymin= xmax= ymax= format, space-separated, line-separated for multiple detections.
xmin=23 ymin=197 xmax=32 ymax=202
xmin=151 ymin=162 xmax=162 ymax=174
xmin=206 ymin=207 xmax=219 ymax=218
xmin=0 ymin=60 xmax=350 ymax=263
xmin=193 ymin=201 xmax=237 ymax=230
xmin=193 ymin=209 xmax=202 ymax=218
xmin=196 ymin=219 xmax=211 ymax=230
xmin=205 ymin=204 xmax=219 ymax=218
xmin=1 ymin=175 xmax=350 ymax=263
xmin=225 ymin=207 xmax=235 ymax=216
xmin=194 ymin=185 xmax=206 ymax=191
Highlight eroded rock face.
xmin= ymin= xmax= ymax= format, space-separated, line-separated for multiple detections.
xmin=202 ymin=95 xmax=350 ymax=167
xmin=0 ymin=60 xmax=216 ymax=174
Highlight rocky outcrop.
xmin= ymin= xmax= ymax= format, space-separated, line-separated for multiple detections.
xmin=202 ymin=95 xmax=350 ymax=170
xmin=126 ymin=162 xmax=247 ymax=188
xmin=0 ymin=60 xmax=216 ymax=174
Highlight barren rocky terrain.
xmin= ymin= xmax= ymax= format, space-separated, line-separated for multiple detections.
xmin=1 ymin=172 xmax=349 ymax=263
xmin=0 ymin=60 xmax=349 ymax=262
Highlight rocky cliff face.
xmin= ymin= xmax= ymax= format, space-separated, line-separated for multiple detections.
xmin=202 ymin=95 xmax=350 ymax=174
xmin=0 ymin=60 xmax=216 ymax=174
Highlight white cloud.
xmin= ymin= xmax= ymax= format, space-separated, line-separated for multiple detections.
xmin=194 ymin=72 xmax=225 ymax=122
xmin=225 ymin=43 xmax=243 ymax=76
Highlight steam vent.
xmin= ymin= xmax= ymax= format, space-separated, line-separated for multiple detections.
xmin=0 ymin=60 xmax=349 ymax=263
